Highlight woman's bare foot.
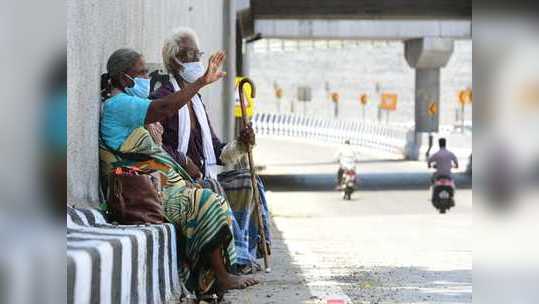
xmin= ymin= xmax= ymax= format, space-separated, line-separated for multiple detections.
xmin=209 ymin=246 xmax=259 ymax=290
xmin=218 ymin=273 xmax=259 ymax=290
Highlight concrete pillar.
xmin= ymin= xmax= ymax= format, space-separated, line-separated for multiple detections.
xmin=404 ymin=129 xmax=423 ymax=160
xmin=415 ymin=68 xmax=441 ymax=132
xmin=222 ymin=0 xmax=236 ymax=142
xmin=404 ymin=37 xmax=453 ymax=159
xmin=243 ymin=43 xmax=254 ymax=76
xmin=235 ymin=19 xmax=244 ymax=76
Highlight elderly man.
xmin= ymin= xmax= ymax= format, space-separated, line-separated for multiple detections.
xmin=151 ymin=27 xmax=271 ymax=274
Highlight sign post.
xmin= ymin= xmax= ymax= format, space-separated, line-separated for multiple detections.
xmin=458 ymin=89 xmax=472 ymax=132
xmin=379 ymin=93 xmax=398 ymax=124
xmin=273 ymin=82 xmax=283 ymax=113
xmin=360 ymin=94 xmax=368 ymax=120
xmin=331 ymin=92 xmax=340 ymax=118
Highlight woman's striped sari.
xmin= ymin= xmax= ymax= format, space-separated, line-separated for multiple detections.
xmin=100 ymin=127 xmax=237 ymax=295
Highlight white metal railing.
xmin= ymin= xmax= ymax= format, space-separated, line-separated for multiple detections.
xmin=252 ymin=112 xmax=411 ymax=155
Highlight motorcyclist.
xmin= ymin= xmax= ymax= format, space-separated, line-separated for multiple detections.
xmin=335 ymin=139 xmax=358 ymax=189
xmin=427 ymin=138 xmax=459 ymax=183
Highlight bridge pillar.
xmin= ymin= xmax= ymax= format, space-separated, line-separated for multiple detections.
xmin=404 ymin=37 xmax=454 ymax=159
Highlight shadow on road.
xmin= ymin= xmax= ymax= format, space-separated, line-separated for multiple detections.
xmin=331 ymin=266 xmax=472 ymax=303
xmin=226 ymin=218 xmax=315 ymax=304
xmin=258 ymin=159 xmax=407 ymax=168
xmin=261 ymin=172 xmax=472 ymax=191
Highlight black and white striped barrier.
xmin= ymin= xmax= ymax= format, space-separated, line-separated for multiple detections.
xmin=252 ymin=112 xmax=411 ymax=155
xmin=67 ymin=207 xmax=182 ymax=304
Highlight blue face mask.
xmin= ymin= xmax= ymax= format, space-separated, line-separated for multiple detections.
xmin=124 ymin=74 xmax=150 ymax=98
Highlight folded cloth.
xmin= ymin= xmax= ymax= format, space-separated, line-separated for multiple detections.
xmin=217 ymin=169 xmax=271 ymax=266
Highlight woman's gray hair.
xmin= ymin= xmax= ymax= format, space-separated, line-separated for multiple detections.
xmin=162 ymin=27 xmax=200 ymax=73
xmin=106 ymin=48 xmax=142 ymax=79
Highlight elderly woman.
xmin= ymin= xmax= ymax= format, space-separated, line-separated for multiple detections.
xmin=99 ymin=48 xmax=258 ymax=296
xmin=152 ymin=27 xmax=271 ymax=274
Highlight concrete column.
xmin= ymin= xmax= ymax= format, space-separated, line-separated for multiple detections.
xmin=243 ymin=43 xmax=253 ymax=76
xmin=415 ymin=68 xmax=441 ymax=132
xmin=235 ymin=19 xmax=244 ymax=76
xmin=404 ymin=129 xmax=423 ymax=160
xmin=222 ymin=0 xmax=236 ymax=142
xmin=404 ymin=37 xmax=453 ymax=159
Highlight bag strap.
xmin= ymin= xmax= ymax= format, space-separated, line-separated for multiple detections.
xmin=101 ymin=140 xmax=152 ymax=162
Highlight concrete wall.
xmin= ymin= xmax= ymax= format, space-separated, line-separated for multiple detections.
xmin=67 ymin=0 xmax=232 ymax=207
xmin=248 ymin=39 xmax=472 ymax=125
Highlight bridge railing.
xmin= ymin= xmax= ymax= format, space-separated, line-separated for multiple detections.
xmin=252 ymin=112 xmax=412 ymax=155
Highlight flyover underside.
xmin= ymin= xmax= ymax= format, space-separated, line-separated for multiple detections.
xmin=254 ymin=19 xmax=471 ymax=40
xmin=251 ymin=0 xmax=471 ymax=20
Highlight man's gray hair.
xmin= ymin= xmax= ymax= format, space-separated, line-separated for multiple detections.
xmin=106 ymin=48 xmax=142 ymax=79
xmin=162 ymin=27 xmax=200 ymax=73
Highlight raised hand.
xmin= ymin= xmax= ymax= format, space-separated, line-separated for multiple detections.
xmin=199 ymin=51 xmax=226 ymax=86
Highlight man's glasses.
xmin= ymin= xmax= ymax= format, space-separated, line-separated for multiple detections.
xmin=177 ymin=49 xmax=205 ymax=62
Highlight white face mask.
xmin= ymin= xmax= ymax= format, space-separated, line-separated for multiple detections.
xmin=174 ymin=58 xmax=205 ymax=83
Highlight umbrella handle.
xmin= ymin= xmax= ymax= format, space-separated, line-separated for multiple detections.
xmin=237 ymin=78 xmax=271 ymax=272
xmin=238 ymin=78 xmax=256 ymax=128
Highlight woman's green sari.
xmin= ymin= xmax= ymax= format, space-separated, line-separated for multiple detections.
xmin=100 ymin=127 xmax=237 ymax=295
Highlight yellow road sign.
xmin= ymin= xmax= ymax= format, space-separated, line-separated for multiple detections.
xmin=331 ymin=92 xmax=340 ymax=103
xmin=458 ymin=89 xmax=472 ymax=106
xmin=379 ymin=93 xmax=398 ymax=111
xmin=428 ymin=102 xmax=438 ymax=116
xmin=275 ymin=87 xmax=283 ymax=99
xmin=360 ymin=94 xmax=368 ymax=105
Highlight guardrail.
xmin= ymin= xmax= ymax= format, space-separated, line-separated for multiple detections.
xmin=252 ymin=112 xmax=412 ymax=155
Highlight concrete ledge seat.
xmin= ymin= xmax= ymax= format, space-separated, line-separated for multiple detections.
xmin=67 ymin=207 xmax=182 ymax=304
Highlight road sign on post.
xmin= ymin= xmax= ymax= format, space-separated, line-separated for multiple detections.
xmin=274 ymin=87 xmax=283 ymax=112
xmin=360 ymin=94 xmax=368 ymax=120
xmin=457 ymin=88 xmax=472 ymax=132
xmin=360 ymin=94 xmax=368 ymax=105
xmin=331 ymin=92 xmax=340 ymax=118
xmin=380 ymin=93 xmax=398 ymax=111
xmin=379 ymin=93 xmax=398 ymax=123
xmin=458 ymin=89 xmax=472 ymax=106
xmin=275 ymin=87 xmax=283 ymax=99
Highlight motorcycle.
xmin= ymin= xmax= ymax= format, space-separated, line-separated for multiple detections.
xmin=431 ymin=175 xmax=455 ymax=213
xmin=341 ymin=166 xmax=357 ymax=200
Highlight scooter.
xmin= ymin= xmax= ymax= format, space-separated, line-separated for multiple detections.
xmin=431 ymin=175 xmax=455 ymax=213
xmin=341 ymin=166 xmax=357 ymax=200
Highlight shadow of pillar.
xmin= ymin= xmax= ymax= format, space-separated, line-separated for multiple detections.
xmin=225 ymin=217 xmax=316 ymax=303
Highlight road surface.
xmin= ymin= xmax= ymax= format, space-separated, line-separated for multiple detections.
xmin=226 ymin=189 xmax=472 ymax=304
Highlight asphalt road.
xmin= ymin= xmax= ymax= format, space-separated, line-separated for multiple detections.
xmin=226 ymin=189 xmax=472 ymax=304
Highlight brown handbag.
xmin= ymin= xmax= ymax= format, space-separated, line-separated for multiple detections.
xmin=107 ymin=171 xmax=166 ymax=225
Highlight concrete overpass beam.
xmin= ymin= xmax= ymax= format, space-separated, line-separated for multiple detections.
xmin=253 ymin=19 xmax=471 ymax=40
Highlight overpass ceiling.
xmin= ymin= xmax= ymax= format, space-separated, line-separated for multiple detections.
xmin=250 ymin=0 xmax=472 ymax=20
